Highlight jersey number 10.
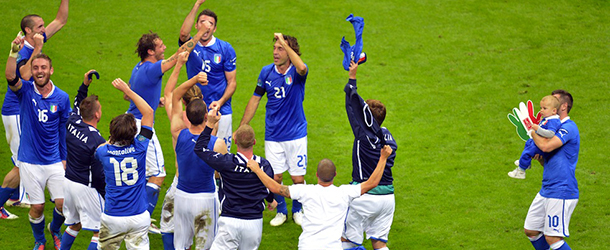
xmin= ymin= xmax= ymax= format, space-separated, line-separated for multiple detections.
xmin=110 ymin=157 xmax=139 ymax=186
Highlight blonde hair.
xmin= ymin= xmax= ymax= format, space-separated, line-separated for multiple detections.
xmin=541 ymin=95 xmax=560 ymax=110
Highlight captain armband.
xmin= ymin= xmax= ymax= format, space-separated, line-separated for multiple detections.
xmin=7 ymin=77 xmax=19 ymax=86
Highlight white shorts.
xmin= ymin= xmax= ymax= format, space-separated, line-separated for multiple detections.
xmin=2 ymin=115 xmax=20 ymax=164
xmin=19 ymin=161 xmax=65 ymax=204
xmin=216 ymin=114 xmax=232 ymax=151
xmin=343 ymin=193 xmax=395 ymax=244
xmin=210 ymin=216 xmax=262 ymax=250
xmin=63 ymin=179 xmax=104 ymax=231
xmin=135 ymin=119 xmax=166 ymax=178
xmin=264 ymin=136 xmax=307 ymax=176
xmin=524 ymin=193 xmax=578 ymax=237
xmin=99 ymin=211 xmax=150 ymax=250
xmin=160 ymin=175 xmax=178 ymax=233
xmin=174 ymin=190 xmax=218 ymax=250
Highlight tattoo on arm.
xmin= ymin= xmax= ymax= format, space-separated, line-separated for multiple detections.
xmin=279 ymin=185 xmax=290 ymax=198
xmin=162 ymin=55 xmax=176 ymax=65
xmin=187 ymin=41 xmax=194 ymax=48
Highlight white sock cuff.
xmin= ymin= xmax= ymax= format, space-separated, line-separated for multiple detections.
xmin=146 ymin=183 xmax=160 ymax=190
xmin=528 ymin=233 xmax=544 ymax=241
xmin=65 ymin=227 xmax=79 ymax=237
xmin=91 ymin=236 xmax=99 ymax=243
xmin=54 ymin=207 xmax=64 ymax=217
xmin=550 ymin=240 xmax=565 ymax=249
xmin=29 ymin=214 xmax=44 ymax=224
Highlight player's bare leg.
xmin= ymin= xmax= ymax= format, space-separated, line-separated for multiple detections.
xmin=525 ymin=229 xmax=551 ymax=250
xmin=371 ymin=239 xmax=389 ymax=250
xmin=0 ymin=167 xmax=24 ymax=214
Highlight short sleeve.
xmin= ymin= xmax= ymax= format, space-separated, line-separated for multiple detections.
xmin=556 ymin=123 xmax=575 ymax=145
xmin=223 ymin=44 xmax=237 ymax=72
xmin=289 ymin=185 xmax=306 ymax=201
xmin=341 ymin=184 xmax=362 ymax=201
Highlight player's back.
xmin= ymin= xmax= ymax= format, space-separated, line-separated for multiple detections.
xmin=214 ymin=154 xmax=273 ymax=219
xmin=96 ymin=137 xmax=149 ymax=216
xmin=65 ymin=114 xmax=106 ymax=186
xmin=351 ymin=127 xmax=397 ymax=186
xmin=175 ymin=129 xmax=216 ymax=193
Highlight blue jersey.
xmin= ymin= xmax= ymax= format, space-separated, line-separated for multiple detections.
xmin=95 ymin=127 xmax=152 ymax=216
xmin=65 ymin=83 xmax=107 ymax=197
xmin=537 ymin=115 xmax=561 ymax=136
xmin=2 ymin=34 xmax=48 ymax=116
xmin=253 ymin=64 xmax=308 ymax=141
xmin=540 ymin=118 xmax=580 ymax=199
xmin=194 ymin=127 xmax=274 ymax=220
xmin=176 ymin=129 xmax=216 ymax=193
xmin=180 ymin=37 xmax=236 ymax=115
xmin=345 ymin=79 xmax=397 ymax=187
xmin=16 ymin=80 xmax=70 ymax=165
xmin=126 ymin=61 xmax=163 ymax=119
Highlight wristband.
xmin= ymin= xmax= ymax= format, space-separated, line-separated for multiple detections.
xmin=7 ymin=77 xmax=19 ymax=86
xmin=9 ymin=45 xmax=19 ymax=58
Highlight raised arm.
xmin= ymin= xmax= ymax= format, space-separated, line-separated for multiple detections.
xmin=247 ymin=159 xmax=291 ymax=198
xmin=162 ymin=22 xmax=209 ymax=73
xmin=360 ymin=145 xmax=393 ymax=194
xmin=171 ymin=72 xmax=207 ymax=138
xmin=112 ymin=78 xmax=153 ymax=127
xmin=274 ymin=33 xmax=307 ymax=76
xmin=45 ymin=0 xmax=69 ymax=40
xmin=180 ymin=0 xmax=205 ymax=43
xmin=164 ymin=52 xmax=189 ymax=120
xmin=19 ymin=33 xmax=44 ymax=81
xmin=72 ymin=69 xmax=97 ymax=115
xmin=345 ymin=61 xmax=385 ymax=144
xmin=6 ymin=37 xmax=23 ymax=92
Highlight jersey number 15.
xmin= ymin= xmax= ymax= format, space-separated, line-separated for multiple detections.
xmin=110 ymin=157 xmax=139 ymax=186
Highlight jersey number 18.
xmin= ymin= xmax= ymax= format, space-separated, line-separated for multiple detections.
xmin=110 ymin=157 xmax=139 ymax=186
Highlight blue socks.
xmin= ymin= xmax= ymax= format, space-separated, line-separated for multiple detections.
xmin=146 ymin=183 xmax=160 ymax=216
xmin=60 ymin=227 xmax=78 ymax=250
xmin=529 ymin=233 xmax=550 ymax=250
xmin=292 ymin=199 xmax=303 ymax=213
xmin=162 ymin=232 xmax=175 ymax=250
xmin=274 ymin=194 xmax=288 ymax=215
xmin=87 ymin=236 xmax=99 ymax=250
xmin=0 ymin=186 xmax=17 ymax=206
xmin=50 ymin=207 xmax=65 ymax=233
xmin=29 ymin=214 xmax=46 ymax=243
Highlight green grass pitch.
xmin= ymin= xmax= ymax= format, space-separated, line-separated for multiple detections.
xmin=1 ymin=0 xmax=609 ymax=249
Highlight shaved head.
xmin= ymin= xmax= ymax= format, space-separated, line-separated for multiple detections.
xmin=317 ymin=159 xmax=336 ymax=183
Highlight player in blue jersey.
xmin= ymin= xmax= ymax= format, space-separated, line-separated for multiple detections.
xmin=195 ymin=109 xmax=277 ymax=250
xmin=247 ymin=146 xmax=392 ymax=250
xmin=127 ymin=26 xmax=207 ymax=233
xmin=1 ymin=0 xmax=69 ymax=218
xmin=169 ymin=67 xmax=227 ymax=250
xmin=240 ymin=33 xmax=308 ymax=226
xmin=60 ymin=70 xmax=106 ymax=250
xmin=95 ymin=78 xmax=154 ymax=250
xmin=6 ymin=52 xmax=70 ymax=250
xmin=508 ymin=95 xmax=561 ymax=179
xmin=523 ymin=89 xmax=579 ymax=250
xmin=179 ymin=0 xmax=237 ymax=150
xmin=341 ymin=61 xmax=398 ymax=250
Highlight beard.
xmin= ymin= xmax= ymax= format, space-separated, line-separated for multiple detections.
xmin=34 ymin=74 xmax=50 ymax=88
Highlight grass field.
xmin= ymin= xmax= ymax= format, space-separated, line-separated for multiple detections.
xmin=1 ymin=0 xmax=609 ymax=249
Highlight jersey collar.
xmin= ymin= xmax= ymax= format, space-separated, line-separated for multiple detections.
xmin=24 ymin=40 xmax=35 ymax=50
xmin=274 ymin=63 xmax=293 ymax=75
xmin=198 ymin=36 xmax=217 ymax=47
xmin=33 ymin=80 xmax=55 ymax=98
xmin=561 ymin=116 xmax=571 ymax=123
